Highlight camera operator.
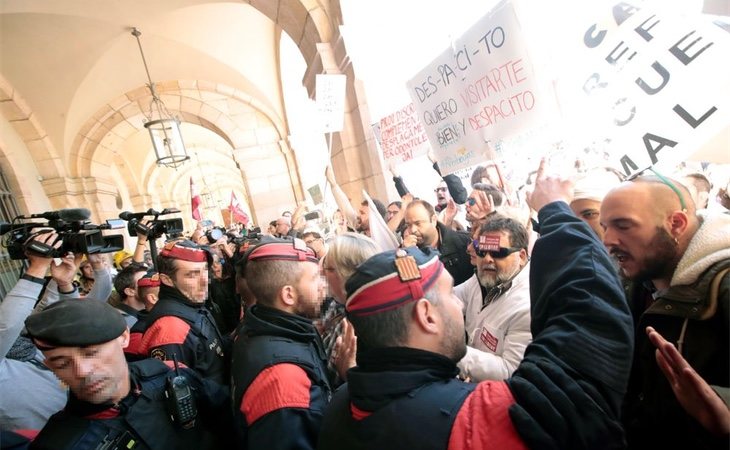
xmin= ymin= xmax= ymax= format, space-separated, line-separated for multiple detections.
xmin=29 ymin=242 xmax=113 ymax=314
xmin=0 ymin=230 xmax=113 ymax=431
xmin=0 ymin=232 xmax=69 ymax=431
xmin=132 ymin=218 xmax=152 ymax=265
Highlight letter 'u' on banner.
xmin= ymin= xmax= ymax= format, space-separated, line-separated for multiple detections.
xmin=317 ymin=74 xmax=347 ymax=133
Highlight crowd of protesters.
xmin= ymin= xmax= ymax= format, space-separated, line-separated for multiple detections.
xmin=0 ymin=155 xmax=728 ymax=450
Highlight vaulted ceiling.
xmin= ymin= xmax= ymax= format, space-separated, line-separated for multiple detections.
xmin=0 ymin=0 xmax=344 ymax=225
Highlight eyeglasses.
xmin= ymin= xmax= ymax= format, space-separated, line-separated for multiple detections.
xmin=466 ymin=197 xmax=476 ymax=206
xmin=471 ymin=239 xmax=522 ymax=259
xmin=627 ymin=167 xmax=687 ymax=211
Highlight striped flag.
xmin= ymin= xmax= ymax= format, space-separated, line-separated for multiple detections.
xmin=229 ymin=191 xmax=249 ymax=225
xmin=190 ymin=177 xmax=202 ymax=221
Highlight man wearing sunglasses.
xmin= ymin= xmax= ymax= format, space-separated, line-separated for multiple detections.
xmin=601 ymin=172 xmax=730 ymax=449
xmin=454 ymin=217 xmax=531 ymax=382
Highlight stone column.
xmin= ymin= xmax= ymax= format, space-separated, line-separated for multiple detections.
xmin=302 ymin=32 xmax=390 ymax=205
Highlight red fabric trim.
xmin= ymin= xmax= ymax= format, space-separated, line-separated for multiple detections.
xmin=349 ymin=402 xmax=372 ymax=421
xmin=160 ymin=243 xmax=207 ymax=262
xmin=248 ymin=241 xmax=318 ymax=264
xmin=448 ymin=381 xmax=526 ymax=450
xmin=162 ymin=360 xmax=188 ymax=370
xmin=346 ymin=257 xmax=442 ymax=316
xmin=139 ymin=316 xmax=190 ymax=353
xmin=125 ymin=332 xmax=144 ymax=356
xmin=137 ymin=273 xmax=160 ymax=287
xmin=240 ymin=364 xmax=311 ymax=425
xmin=85 ymin=407 xmax=120 ymax=419
xmin=13 ymin=429 xmax=39 ymax=440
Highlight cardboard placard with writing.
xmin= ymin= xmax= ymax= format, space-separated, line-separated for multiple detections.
xmin=407 ymin=0 xmax=552 ymax=175
xmin=374 ymin=103 xmax=430 ymax=166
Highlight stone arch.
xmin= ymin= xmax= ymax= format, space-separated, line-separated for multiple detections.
xmin=253 ymin=0 xmax=341 ymax=72
xmin=70 ymin=80 xmax=287 ymax=179
xmin=73 ymin=80 xmax=303 ymax=225
xmin=0 ymin=74 xmax=64 ymax=181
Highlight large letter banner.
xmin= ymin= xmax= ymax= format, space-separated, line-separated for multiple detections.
xmin=557 ymin=3 xmax=730 ymax=176
xmin=406 ymin=0 xmax=551 ymax=175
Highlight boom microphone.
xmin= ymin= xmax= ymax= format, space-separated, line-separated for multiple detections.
xmin=28 ymin=208 xmax=90 ymax=222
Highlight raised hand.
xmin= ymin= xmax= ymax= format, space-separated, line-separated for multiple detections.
xmin=647 ymin=326 xmax=730 ymax=435
xmin=525 ymin=158 xmax=574 ymax=213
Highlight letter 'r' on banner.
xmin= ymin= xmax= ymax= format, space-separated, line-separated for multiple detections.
xmin=316 ymin=74 xmax=347 ymax=133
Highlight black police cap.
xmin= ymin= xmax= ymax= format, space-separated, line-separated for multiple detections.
xmin=25 ymin=299 xmax=127 ymax=350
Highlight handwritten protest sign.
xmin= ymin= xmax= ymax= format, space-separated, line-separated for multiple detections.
xmin=407 ymin=0 xmax=552 ymax=175
xmin=373 ymin=103 xmax=430 ymax=165
xmin=316 ymin=74 xmax=347 ymax=133
xmin=557 ymin=4 xmax=730 ymax=176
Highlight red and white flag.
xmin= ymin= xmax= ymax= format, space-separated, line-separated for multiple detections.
xmin=190 ymin=177 xmax=202 ymax=221
xmin=229 ymin=191 xmax=249 ymax=225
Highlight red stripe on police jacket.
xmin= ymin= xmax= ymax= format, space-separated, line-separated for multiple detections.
xmin=125 ymin=332 xmax=144 ymax=356
xmin=139 ymin=316 xmax=190 ymax=353
xmin=448 ymin=381 xmax=527 ymax=450
xmin=240 ymin=363 xmax=311 ymax=425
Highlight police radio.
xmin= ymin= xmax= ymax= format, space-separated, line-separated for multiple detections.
xmin=164 ymin=354 xmax=197 ymax=429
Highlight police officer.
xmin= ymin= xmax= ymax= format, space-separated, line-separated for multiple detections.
xmin=25 ymin=299 xmax=228 ymax=450
xmin=137 ymin=240 xmax=228 ymax=384
xmin=231 ymin=238 xmax=330 ymax=450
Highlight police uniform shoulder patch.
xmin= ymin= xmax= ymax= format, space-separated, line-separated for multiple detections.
xmin=394 ymin=251 xmax=421 ymax=282
xmin=150 ymin=348 xmax=166 ymax=361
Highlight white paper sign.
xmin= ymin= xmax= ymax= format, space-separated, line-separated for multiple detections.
xmin=373 ymin=103 xmax=430 ymax=166
xmin=407 ymin=0 xmax=552 ymax=175
xmin=316 ymin=74 xmax=347 ymax=133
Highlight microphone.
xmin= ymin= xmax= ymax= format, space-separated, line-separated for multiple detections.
xmin=119 ymin=211 xmax=141 ymax=221
xmin=0 ymin=221 xmax=50 ymax=235
xmin=119 ymin=208 xmax=160 ymax=221
xmin=28 ymin=208 xmax=90 ymax=222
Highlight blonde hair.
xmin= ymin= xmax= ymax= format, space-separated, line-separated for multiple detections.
xmin=325 ymin=232 xmax=381 ymax=282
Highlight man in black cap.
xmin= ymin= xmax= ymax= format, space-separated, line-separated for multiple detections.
xmin=318 ymin=159 xmax=635 ymax=449
xmin=231 ymin=238 xmax=330 ymax=450
xmin=25 ymin=299 xmax=228 ymax=450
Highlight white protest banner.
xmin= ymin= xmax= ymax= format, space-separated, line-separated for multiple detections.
xmin=316 ymin=74 xmax=347 ymax=133
xmin=374 ymin=103 xmax=430 ymax=166
xmin=406 ymin=0 xmax=553 ymax=175
xmin=556 ymin=3 xmax=730 ymax=176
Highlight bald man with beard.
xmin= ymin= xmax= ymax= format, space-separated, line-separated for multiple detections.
xmin=600 ymin=174 xmax=730 ymax=449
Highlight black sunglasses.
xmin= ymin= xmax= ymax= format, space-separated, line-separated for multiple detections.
xmin=471 ymin=239 xmax=522 ymax=259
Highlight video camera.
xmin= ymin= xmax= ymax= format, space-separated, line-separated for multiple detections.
xmin=0 ymin=208 xmax=125 ymax=259
xmin=119 ymin=208 xmax=184 ymax=240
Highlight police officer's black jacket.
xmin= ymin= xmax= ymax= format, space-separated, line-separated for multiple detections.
xmin=30 ymin=359 xmax=228 ymax=450
xmin=232 ymin=304 xmax=332 ymax=450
